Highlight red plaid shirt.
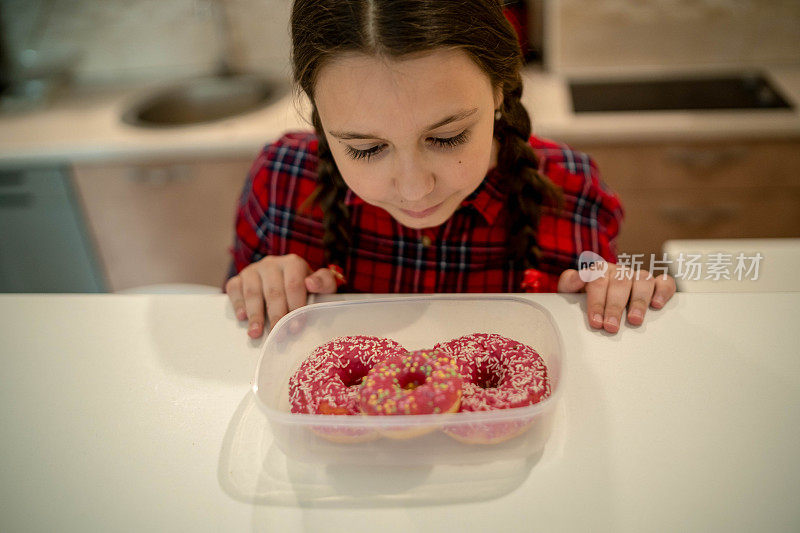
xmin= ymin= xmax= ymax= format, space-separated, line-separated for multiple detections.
xmin=232 ymin=131 xmax=622 ymax=293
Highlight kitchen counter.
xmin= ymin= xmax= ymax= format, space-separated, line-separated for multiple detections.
xmin=1 ymin=292 xmax=798 ymax=532
xmin=1 ymin=65 xmax=799 ymax=167
xmin=521 ymin=65 xmax=800 ymax=144
xmin=0 ymin=82 xmax=308 ymax=167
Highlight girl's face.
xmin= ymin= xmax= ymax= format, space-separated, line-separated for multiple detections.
xmin=314 ymin=48 xmax=502 ymax=229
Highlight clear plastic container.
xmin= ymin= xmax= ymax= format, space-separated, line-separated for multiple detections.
xmin=253 ymin=295 xmax=564 ymax=465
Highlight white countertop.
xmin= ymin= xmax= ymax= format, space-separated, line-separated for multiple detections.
xmin=1 ymin=292 xmax=798 ymax=532
xmin=1 ymin=65 xmax=799 ymax=168
xmin=0 ymin=83 xmax=308 ymax=167
xmin=662 ymin=238 xmax=800 ymax=292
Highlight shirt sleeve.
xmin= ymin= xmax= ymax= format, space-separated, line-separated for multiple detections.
xmin=228 ymin=131 xmax=322 ymax=279
xmin=230 ymin=145 xmax=276 ymax=276
xmin=579 ymin=154 xmax=623 ymax=264
xmin=532 ymin=137 xmax=625 ymax=273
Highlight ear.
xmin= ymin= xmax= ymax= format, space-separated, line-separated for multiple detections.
xmin=493 ymin=85 xmax=504 ymax=111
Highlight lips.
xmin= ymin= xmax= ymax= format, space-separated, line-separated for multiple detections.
xmin=400 ymin=202 xmax=443 ymax=219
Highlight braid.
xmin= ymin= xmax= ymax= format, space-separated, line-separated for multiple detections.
xmin=495 ymin=76 xmax=562 ymax=270
xmin=311 ymin=106 xmax=352 ymax=267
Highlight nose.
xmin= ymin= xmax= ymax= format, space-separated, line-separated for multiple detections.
xmin=395 ymin=155 xmax=435 ymax=202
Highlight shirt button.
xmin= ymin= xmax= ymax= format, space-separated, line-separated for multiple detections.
xmin=421 ymin=235 xmax=432 ymax=247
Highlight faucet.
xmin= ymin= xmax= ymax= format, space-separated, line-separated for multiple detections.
xmin=208 ymin=0 xmax=237 ymax=77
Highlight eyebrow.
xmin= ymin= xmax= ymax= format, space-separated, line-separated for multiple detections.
xmin=328 ymin=107 xmax=479 ymax=140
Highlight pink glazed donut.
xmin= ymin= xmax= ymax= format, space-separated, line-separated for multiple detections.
xmin=288 ymin=335 xmax=406 ymax=442
xmin=359 ymin=349 xmax=463 ymax=439
xmin=434 ymin=333 xmax=551 ymax=444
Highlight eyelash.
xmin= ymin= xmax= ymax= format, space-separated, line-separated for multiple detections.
xmin=344 ymin=130 xmax=471 ymax=161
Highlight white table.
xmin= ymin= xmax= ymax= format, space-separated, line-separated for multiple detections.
xmin=662 ymin=238 xmax=800 ymax=293
xmin=1 ymin=293 xmax=798 ymax=532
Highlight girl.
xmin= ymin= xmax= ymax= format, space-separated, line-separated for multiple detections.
xmin=226 ymin=0 xmax=675 ymax=338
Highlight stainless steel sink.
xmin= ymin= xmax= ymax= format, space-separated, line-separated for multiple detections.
xmin=122 ymin=74 xmax=286 ymax=127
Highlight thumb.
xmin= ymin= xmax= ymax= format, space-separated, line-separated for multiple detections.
xmin=304 ymin=267 xmax=339 ymax=294
xmin=557 ymin=269 xmax=587 ymax=293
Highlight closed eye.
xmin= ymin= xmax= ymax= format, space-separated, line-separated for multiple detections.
xmin=343 ymin=129 xmax=471 ymax=162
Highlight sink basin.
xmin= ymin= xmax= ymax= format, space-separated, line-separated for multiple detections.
xmin=122 ymin=74 xmax=286 ymax=127
xmin=569 ymin=72 xmax=793 ymax=113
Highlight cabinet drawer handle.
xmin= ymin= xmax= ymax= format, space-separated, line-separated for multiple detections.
xmin=658 ymin=204 xmax=739 ymax=226
xmin=665 ymin=148 xmax=745 ymax=172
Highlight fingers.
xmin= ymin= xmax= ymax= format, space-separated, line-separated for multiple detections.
xmin=650 ymin=272 xmax=677 ymax=309
xmin=599 ymin=268 xmax=633 ymax=333
xmin=240 ymin=267 xmax=267 ymax=338
xmin=580 ymin=264 xmax=674 ymax=334
xmin=626 ymin=271 xmax=656 ymax=326
xmin=557 ymin=269 xmax=586 ymax=293
xmin=585 ymin=274 xmax=610 ymax=330
xmin=305 ymin=267 xmax=339 ymax=294
xmin=228 ymin=254 xmax=315 ymax=339
xmin=283 ymin=255 xmax=311 ymax=313
xmin=261 ymin=264 xmax=289 ymax=331
xmin=225 ymin=275 xmax=247 ymax=321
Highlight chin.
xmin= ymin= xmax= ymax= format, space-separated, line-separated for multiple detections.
xmin=395 ymin=210 xmax=453 ymax=229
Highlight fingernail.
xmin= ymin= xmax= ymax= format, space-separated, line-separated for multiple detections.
xmin=307 ymin=276 xmax=319 ymax=290
xmin=592 ymin=313 xmax=603 ymax=326
xmin=629 ymin=309 xmax=643 ymax=321
xmin=248 ymin=322 xmax=261 ymax=334
xmin=606 ymin=316 xmax=619 ymax=328
xmin=652 ymin=297 xmax=664 ymax=308
xmin=236 ymin=309 xmax=247 ymax=321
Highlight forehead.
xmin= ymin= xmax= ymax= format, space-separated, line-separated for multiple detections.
xmin=314 ymin=48 xmax=494 ymax=135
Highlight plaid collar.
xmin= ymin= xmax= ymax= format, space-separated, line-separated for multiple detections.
xmin=343 ymin=167 xmax=506 ymax=225
xmin=459 ymin=166 xmax=506 ymax=225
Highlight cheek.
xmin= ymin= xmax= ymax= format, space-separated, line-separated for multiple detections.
xmin=443 ymin=160 xmax=485 ymax=192
xmin=336 ymin=162 xmax=390 ymax=201
xmin=326 ymin=142 xmax=380 ymax=200
xmin=442 ymin=138 xmax=494 ymax=189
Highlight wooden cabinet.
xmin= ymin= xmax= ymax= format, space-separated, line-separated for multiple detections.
xmin=571 ymin=139 xmax=800 ymax=259
xmin=72 ymin=157 xmax=253 ymax=292
xmin=70 ymin=139 xmax=800 ymax=290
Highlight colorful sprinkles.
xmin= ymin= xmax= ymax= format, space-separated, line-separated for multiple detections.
xmin=288 ymin=332 xmax=551 ymax=440
xmin=358 ymin=349 xmax=463 ymax=416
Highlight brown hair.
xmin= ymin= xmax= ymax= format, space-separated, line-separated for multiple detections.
xmin=291 ymin=0 xmax=560 ymax=271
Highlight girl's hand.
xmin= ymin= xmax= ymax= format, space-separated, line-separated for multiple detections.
xmin=557 ymin=264 xmax=676 ymax=334
xmin=225 ymin=254 xmax=340 ymax=338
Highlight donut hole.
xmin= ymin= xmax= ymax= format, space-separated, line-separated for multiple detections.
xmin=340 ymin=362 xmax=371 ymax=388
xmin=474 ymin=366 xmax=503 ymax=389
xmin=398 ymin=371 xmax=428 ymax=391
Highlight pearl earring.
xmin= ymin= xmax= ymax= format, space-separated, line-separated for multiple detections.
xmin=494 ymin=109 xmax=502 ymax=121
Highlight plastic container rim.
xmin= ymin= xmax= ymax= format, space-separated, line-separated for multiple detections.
xmin=252 ymin=294 xmax=565 ymax=426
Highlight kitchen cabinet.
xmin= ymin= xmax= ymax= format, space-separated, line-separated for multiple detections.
xmin=571 ymin=139 xmax=800 ymax=259
xmin=72 ymin=157 xmax=253 ymax=292
xmin=48 ymin=137 xmax=800 ymax=291
xmin=0 ymin=166 xmax=105 ymax=292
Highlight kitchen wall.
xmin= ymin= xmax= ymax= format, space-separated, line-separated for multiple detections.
xmin=548 ymin=0 xmax=800 ymax=74
xmin=1 ymin=0 xmax=292 ymax=84
xmin=6 ymin=0 xmax=800 ymax=84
